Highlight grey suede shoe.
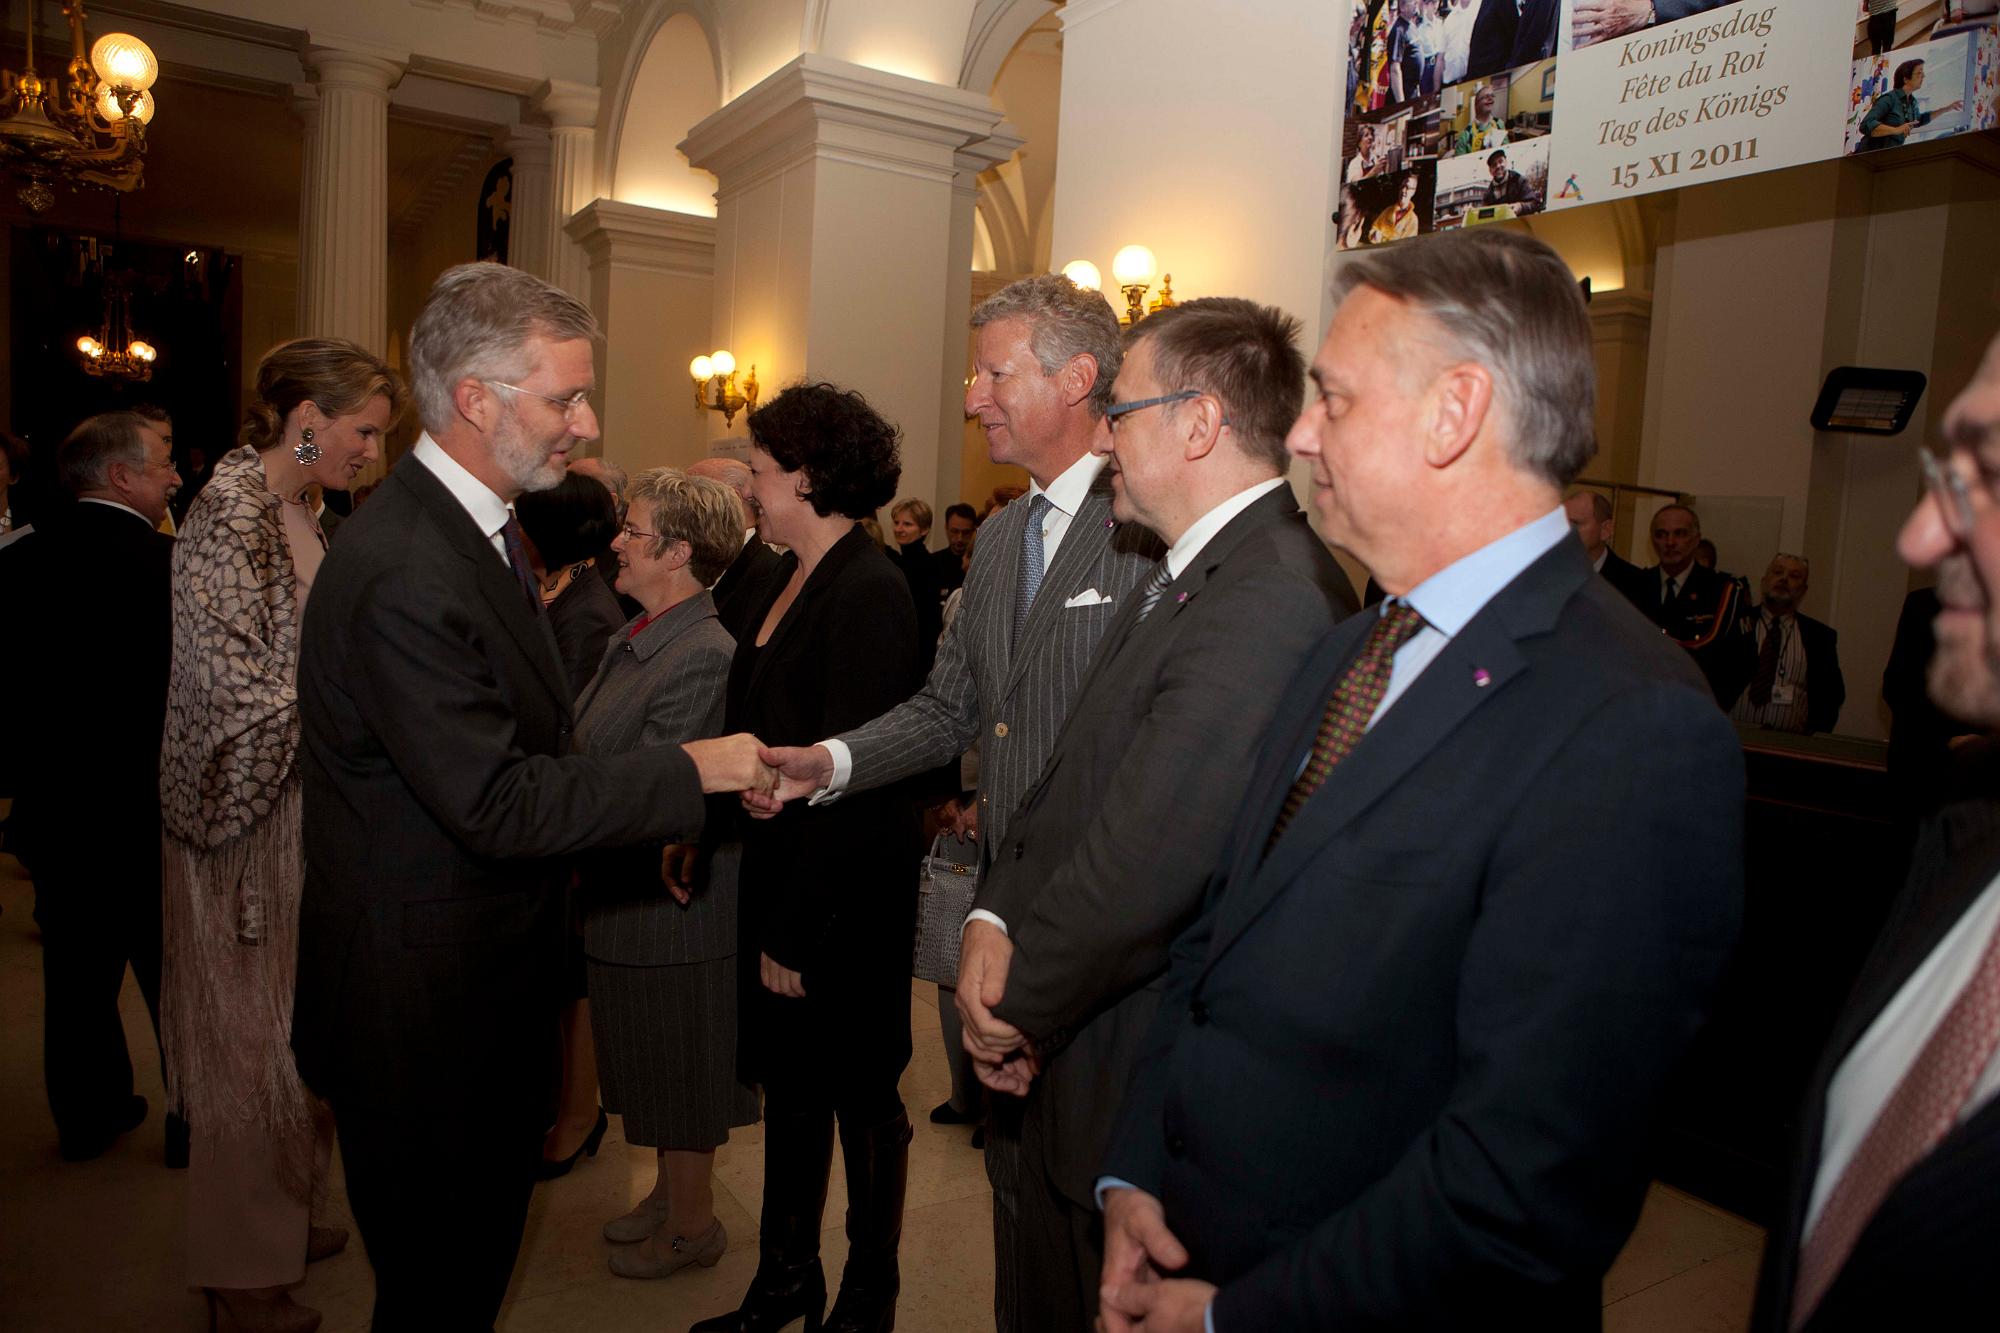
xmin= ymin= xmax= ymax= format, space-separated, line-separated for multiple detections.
xmin=603 ymin=1196 xmax=671 ymax=1244
xmin=608 ymin=1217 xmax=727 ymax=1279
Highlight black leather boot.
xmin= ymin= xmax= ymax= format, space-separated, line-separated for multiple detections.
xmin=824 ymin=1110 xmax=913 ymax=1333
xmin=688 ymin=1106 xmax=833 ymax=1333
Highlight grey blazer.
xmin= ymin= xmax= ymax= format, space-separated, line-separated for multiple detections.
xmin=573 ymin=590 xmax=739 ymax=966
xmin=837 ymin=465 xmax=1159 ymax=869
xmin=978 ymin=486 xmax=1359 ymax=1205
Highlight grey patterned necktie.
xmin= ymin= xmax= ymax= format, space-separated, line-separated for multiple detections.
xmin=1134 ymin=560 xmax=1173 ymax=622
xmin=1013 ymin=493 xmax=1053 ymax=641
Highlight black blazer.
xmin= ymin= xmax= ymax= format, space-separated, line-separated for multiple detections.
xmin=293 ymin=454 xmax=707 ymax=1115
xmin=979 ymin=487 xmax=1357 ymax=1206
xmin=711 ymin=530 xmax=785 ymax=644
xmin=1737 ymin=610 xmax=1846 ymax=734
xmin=1754 ymin=783 xmax=2000 ymax=1332
xmin=724 ymin=525 xmax=924 ymax=1077
xmin=1598 ymin=548 xmax=1650 ymax=608
xmin=1103 ymin=536 xmax=1745 ymax=1329
xmin=2 ymin=502 xmax=173 ymax=869
xmin=1640 ymin=560 xmax=1750 ymax=705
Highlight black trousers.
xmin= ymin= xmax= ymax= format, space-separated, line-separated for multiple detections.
xmin=335 ymin=1102 xmax=541 ymax=1332
xmin=34 ymin=856 xmax=164 ymax=1143
xmin=986 ymin=1098 xmax=1102 ymax=1333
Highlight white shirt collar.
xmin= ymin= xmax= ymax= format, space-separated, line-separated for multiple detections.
xmin=1591 ymin=547 xmax=1608 ymax=573
xmin=1165 ymin=477 xmax=1288 ymax=580
xmin=1026 ymin=450 xmax=1107 ymax=519
xmin=412 ymin=432 xmax=511 ymax=544
xmin=78 ymin=496 xmax=154 ymax=526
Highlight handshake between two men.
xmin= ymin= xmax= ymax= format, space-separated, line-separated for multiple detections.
xmin=683 ymin=735 xmax=1033 ymax=1091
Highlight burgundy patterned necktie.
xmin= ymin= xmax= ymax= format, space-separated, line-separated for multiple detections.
xmin=1790 ymin=913 xmax=2000 ymax=1327
xmin=1267 ymin=601 xmax=1427 ymax=850
xmin=500 ymin=512 xmax=542 ymax=613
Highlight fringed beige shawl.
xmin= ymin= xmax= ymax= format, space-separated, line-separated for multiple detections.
xmin=159 ymin=445 xmax=313 ymax=1191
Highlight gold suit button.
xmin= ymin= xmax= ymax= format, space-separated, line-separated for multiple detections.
xmin=994 ymin=722 xmax=1009 ymax=738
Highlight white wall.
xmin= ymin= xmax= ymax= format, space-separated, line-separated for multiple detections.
xmin=613 ymin=13 xmax=722 ymax=216
xmin=819 ymin=0 xmax=979 ymax=86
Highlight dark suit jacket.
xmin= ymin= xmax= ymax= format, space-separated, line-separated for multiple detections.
xmin=1103 ymin=536 xmax=1745 ymax=1329
xmin=1468 ymin=0 xmax=1558 ymax=81
xmin=3 ymin=502 xmax=173 ymax=875
xmin=979 ymin=487 xmax=1357 ymax=1206
xmin=1753 ymin=782 xmax=2000 ymax=1332
xmin=724 ymin=525 xmax=924 ymax=1082
xmin=1640 ymin=560 xmax=1750 ymax=705
xmin=293 ymin=454 xmax=707 ymax=1119
xmin=1598 ymin=548 xmax=1649 ymax=608
xmin=1738 ymin=610 xmax=1846 ymax=734
xmin=711 ymin=529 xmax=785 ymax=643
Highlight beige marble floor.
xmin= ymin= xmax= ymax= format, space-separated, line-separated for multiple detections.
xmin=0 ymin=841 xmax=1760 ymax=1331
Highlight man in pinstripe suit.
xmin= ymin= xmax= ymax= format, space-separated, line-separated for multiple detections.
xmin=755 ymin=273 xmax=1159 ymax=1332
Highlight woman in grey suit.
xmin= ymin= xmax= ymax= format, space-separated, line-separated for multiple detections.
xmin=574 ymin=467 xmax=761 ymax=1279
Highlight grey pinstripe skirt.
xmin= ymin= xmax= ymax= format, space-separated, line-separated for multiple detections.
xmin=586 ymin=955 xmax=761 ymax=1150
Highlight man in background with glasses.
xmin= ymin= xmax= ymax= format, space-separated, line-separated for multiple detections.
xmin=1730 ymin=553 xmax=1846 ymax=735
xmin=1755 ymin=332 xmax=2000 ymax=1331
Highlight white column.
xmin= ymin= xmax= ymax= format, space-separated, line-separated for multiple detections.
xmin=566 ymin=200 xmax=716 ymax=470
xmin=535 ymin=80 xmax=599 ymax=304
xmin=503 ymin=124 xmax=554 ymax=281
xmin=299 ymin=46 xmax=404 ymax=355
xmin=682 ymin=55 xmax=1007 ymax=514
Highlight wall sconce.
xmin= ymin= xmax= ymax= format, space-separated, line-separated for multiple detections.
xmin=689 ymin=349 xmax=758 ymax=428
xmin=1110 ymin=245 xmax=1176 ymax=325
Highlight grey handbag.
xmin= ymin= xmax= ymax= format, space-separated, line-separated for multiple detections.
xmin=912 ymin=832 xmax=979 ymax=985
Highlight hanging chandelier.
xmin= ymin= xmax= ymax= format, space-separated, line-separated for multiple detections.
xmin=1 ymin=3 xmax=161 ymax=216
xmin=77 ymin=274 xmax=156 ymax=381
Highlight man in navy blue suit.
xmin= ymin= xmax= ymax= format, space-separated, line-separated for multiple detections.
xmin=1095 ymin=229 xmax=1745 ymax=1332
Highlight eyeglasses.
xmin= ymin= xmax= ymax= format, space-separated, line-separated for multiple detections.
xmin=618 ymin=524 xmax=663 ymax=543
xmin=1104 ymin=389 xmax=1203 ymax=433
xmin=1920 ymin=445 xmax=1977 ymax=541
xmin=488 ymin=381 xmax=595 ymax=419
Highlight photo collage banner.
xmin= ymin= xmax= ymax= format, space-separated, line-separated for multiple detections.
xmin=1337 ymin=0 xmax=2000 ymax=249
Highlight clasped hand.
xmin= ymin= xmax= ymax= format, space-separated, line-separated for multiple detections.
xmin=957 ymin=920 xmax=1039 ymax=1096
xmin=1099 ymin=1188 xmax=1215 ymax=1333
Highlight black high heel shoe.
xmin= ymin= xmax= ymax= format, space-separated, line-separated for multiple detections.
xmin=536 ymin=1107 xmax=608 ymax=1180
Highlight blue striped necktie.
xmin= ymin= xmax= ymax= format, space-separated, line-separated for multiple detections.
xmin=1135 ymin=560 xmax=1173 ymax=622
xmin=1013 ymin=494 xmax=1053 ymax=642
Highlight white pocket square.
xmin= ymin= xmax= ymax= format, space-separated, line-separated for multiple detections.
xmin=1063 ymin=589 xmax=1112 ymax=608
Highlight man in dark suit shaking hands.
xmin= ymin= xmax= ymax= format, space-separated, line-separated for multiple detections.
xmin=1753 ymin=332 xmax=2000 ymax=1332
xmin=1096 ymin=229 xmax=1745 ymax=1332
xmin=294 ymin=263 xmax=768 ymax=1331
xmin=951 ymin=298 xmax=1357 ymax=1330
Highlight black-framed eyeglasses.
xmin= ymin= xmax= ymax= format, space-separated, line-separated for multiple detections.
xmin=488 ymin=380 xmax=594 ymax=419
xmin=1920 ymin=445 xmax=1977 ymax=541
xmin=1104 ymin=389 xmax=1203 ymax=432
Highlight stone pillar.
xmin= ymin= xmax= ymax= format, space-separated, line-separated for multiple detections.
xmin=939 ymin=129 xmax=1022 ymax=513
xmin=298 ymin=46 xmax=404 ymax=355
xmin=535 ymin=80 xmax=599 ymax=305
xmin=503 ymin=124 xmax=554 ymax=281
xmin=565 ymin=200 xmax=716 ymax=470
xmin=682 ymin=54 xmax=1006 ymax=520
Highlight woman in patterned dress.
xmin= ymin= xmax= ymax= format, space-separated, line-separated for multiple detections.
xmin=160 ymin=338 xmax=403 ymax=1332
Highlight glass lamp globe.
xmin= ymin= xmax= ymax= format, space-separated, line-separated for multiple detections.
xmin=690 ymin=355 xmax=714 ymax=381
xmin=96 ymin=85 xmax=156 ymax=125
xmin=709 ymin=350 xmax=736 ymax=378
xmin=1060 ymin=260 xmax=1102 ymax=292
xmin=1111 ymin=245 xmax=1158 ymax=288
xmin=91 ymin=33 xmax=160 ymax=91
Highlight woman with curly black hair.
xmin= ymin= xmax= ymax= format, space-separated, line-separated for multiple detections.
xmin=692 ymin=383 xmax=924 ymax=1333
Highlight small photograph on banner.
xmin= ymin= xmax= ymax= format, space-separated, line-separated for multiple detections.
xmin=1852 ymin=1 xmax=1998 ymax=60
xmin=1846 ymin=27 xmax=1988 ymax=153
xmin=1347 ymin=0 xmax=1556 ymax=120
xmin=1440 ymin=58 xmax=1556 ymax=156
xmin=1336 ymin=163 xmax=1438 ymax=250
xmin=1342 ymin=96 xmax=1438 ymax=184
xmin=1435 ymin=136 xmax=1552 ymax=229
xmin=1569 ymin=0 xmax=1753 ymax=53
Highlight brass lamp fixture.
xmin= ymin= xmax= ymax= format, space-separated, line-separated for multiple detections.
xmin=77 ymin=273 xmax=156 ymax=382
xmin=1109 ymin=245 xmax=1176 ymax=325
xmin=689 ymin=349 xmax=758 ymax=427
xmin=1 ymin=3 xmax=161 ymax=215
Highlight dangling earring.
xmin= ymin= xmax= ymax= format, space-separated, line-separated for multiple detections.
xmin=294 ymin=427 xmax=320 ymax=465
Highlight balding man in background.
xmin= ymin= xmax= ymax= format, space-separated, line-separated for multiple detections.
xmin=1565 ymin=488 xmax=1648 ymax=607
xmin=1096 ymin=230 xmax=1743 ymax=1332
xmin=687 ymin=456 xmax=784 ymax=641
